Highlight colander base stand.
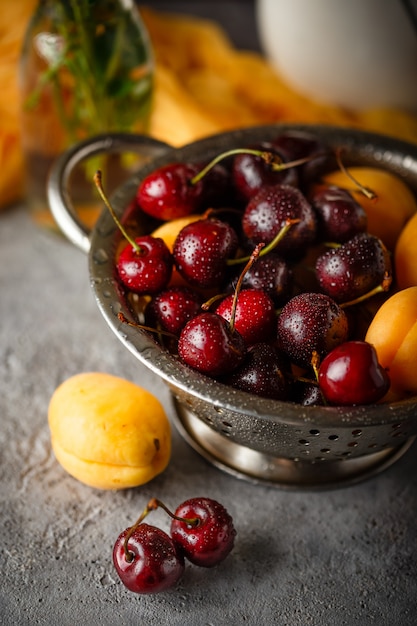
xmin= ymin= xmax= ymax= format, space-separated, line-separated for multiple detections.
xmin=172 ymin=399 xmax=415 ymax=490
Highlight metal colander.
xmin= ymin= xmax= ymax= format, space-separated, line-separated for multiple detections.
xmin=47 ymin=124 xmax=417 ymax=489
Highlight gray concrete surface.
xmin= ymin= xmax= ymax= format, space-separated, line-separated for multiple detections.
xmin=1 ymin=202 xmax=417 ymax=626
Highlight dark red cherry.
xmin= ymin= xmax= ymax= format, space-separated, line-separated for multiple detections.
xmin=290 ymin=379 xmax=325 ymax=406
xmin=93 ymin=171 xmax=173 ymax=294
xmin=170 ymin=497 xmax=236 ymax=568
xmin=137 ymin=162 xmax=204 ymax=221
xmin=242 ymin=183 xmax=317 ymax=259
xmin=232 ymin=141 xmax=298 ymax=202
xmin=277 ymin=292 xmax=349 ymax=368
xmin=178 ymin=311 xmax=246 ymax=377
xmin=113 ymin=523 xmax=185 ymax=594
xmin=146 ymin=286 xmax=202 ymax=335
xmin=223 ymin=342 xmax=290 ymax=400
xmin=272 ymin=129 xmax=330 ymax=186
xmin=173 ymin=217 xmax=239 ymax=289
xmin=310 ymin=185 xmax=367 ymax=243
xmin=235 ymin=252 xmax=293 ymax=306
xmin=318 ymin=340 xmax=390 ymax=405
xmin=198 ymin=162 xmax=235 ymax=208
xmin=315 ymin=233 xmax=392 ymax=303
xmin=117 ymin=235 xmax=173 ymax=294
xmin=215 ymin=288 xmax=276 ymax=345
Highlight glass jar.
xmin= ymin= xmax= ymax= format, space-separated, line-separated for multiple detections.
xmin=19 ymin=0 xmax=154 ymax=228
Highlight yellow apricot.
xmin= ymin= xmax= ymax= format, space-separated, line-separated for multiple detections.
xmin=395 ymin=211 xmax=417 ymax=289
xmin=48 ymin=372 xmax=171 ymax=489
xmin=152 ymin=214 xmax=200 ymax=286
xmin=151 ymin=214 xmax=200 ymax=251
xmin=321 ymin=167 xmax=417 ymax=251
xmin=365 ymin=287 xmax=417 ymax=401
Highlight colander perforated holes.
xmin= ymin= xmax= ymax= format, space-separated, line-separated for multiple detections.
xmin=391 ymin=423 xmax=408 ymax=439
xmin=221 ymin=420 xmax=233 ymax=436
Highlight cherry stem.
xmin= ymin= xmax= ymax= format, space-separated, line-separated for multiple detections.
xmin=191 ymin=148 xmax=330 ymax=186
xmin=149 ymin=498 xmax=200 ymax=527
xmin=201 ymin=292 xmax=228 ymax=311
xmin=190 ymin=148 xmax=282 ymax=185
xmin=311 ymin=351 xmax=321 ymax=382
xmin=334 ymin=149 xmax=377 ymax=200
xmin=123 ymin=498 xmax=159 ymax=562
xmin=94 ymin=170 xmax=141 ymax=254
xmin=270 ymin=153 xmax=327 ymax=172
xmin=340 ymin=273 xmax=392 ymax=308
xmin=296 ymin=375 xmax=319 ymax=385
xmin=229 ymin=243 xmax=264 ymax=333
xmin=122 ymin=497 xmax=200 ymax=563
xmin=310 ymin=351 xmax=328 ymax=405
xmin=117 ymin=311 xmax=178 ymax=341
xmin=227 ymin=218 xmax=300 ymax=266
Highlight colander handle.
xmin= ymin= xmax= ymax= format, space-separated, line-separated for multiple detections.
xmin=47 ymin=132 xmax=171 ymax=254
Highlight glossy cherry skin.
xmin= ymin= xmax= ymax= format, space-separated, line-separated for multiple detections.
xmin=146 ymin=286 xmax=202 ymax=335
xmin=178 ymin=312 xmax=246 ymax=377
xmin=310 ymin=185 xmax=367 ymax=243
xmin=137 ymin=162 xmax=204 ymax=221
xmin=224 ymin=342 xmax=290 ymax=400
xmin=215 ymin=288 xmax=277 ymax=345
xmin=171 ymin=497 xmax=236 ymax=568
xmin=232 ymin=141 xmax=298 ymax=202
xmin=173 ymin=217 xmax=239 ymax=289
xmin=272 ymin=129 xmax=330 ymax=187
xmin=318 ymin=340 xmax=390 ymax=405
xmin=290 ymin=380 xmax=325 ymax=406
xmin=277 ymin=292 xmax=349 ymax=368
xmin=315 ymin=233 xmax=392 ymax=303
xmin=228 ymin=252 xmax=293 ymax=306
xmin=117 ymin=236 xmax=173 ymax=295
xmin=113 ymin=523 xmax=185 ymax=594
xmin=242 ymin=183 xmax=317 ymax=260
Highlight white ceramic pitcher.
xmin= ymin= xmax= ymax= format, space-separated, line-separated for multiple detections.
xmin=256 ymin=0 xmax=417 ymax=112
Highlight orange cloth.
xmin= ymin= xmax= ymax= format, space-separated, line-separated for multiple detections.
xmin=141 ymin=7 xmax=417 ymax=144
xmin=0 ymin=1 xmax=37 ymax=208
xmin=1 ymin=3 xmax=417 ymax=210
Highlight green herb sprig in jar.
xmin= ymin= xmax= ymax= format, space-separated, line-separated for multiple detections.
xmin=20 ymin=0 xmax=154 ymax=225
